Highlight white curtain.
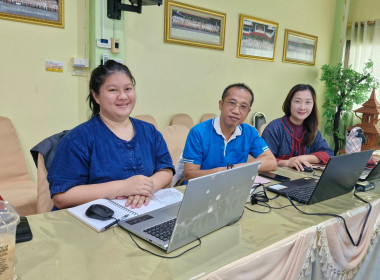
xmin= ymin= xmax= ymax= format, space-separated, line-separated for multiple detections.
xmin=348 ymin=19 xmax=380 ymax=99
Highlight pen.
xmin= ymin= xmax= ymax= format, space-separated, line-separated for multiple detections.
xmin=103 ymin=214 xmax=129 ymax=230
xmin=103 ymin=219 xmax=119 ymax=230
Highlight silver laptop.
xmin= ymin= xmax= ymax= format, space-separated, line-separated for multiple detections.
xmin=118 ymin=162 xmax=260 ymax=253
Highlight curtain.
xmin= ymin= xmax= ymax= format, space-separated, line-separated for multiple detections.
xmin=347 ymin=19 xmax=380 ymax=99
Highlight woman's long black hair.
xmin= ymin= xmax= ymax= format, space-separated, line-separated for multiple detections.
xmin=282 ymin=84 xmax=319 ymax=146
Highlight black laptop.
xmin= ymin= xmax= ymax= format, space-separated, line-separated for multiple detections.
xmin=359 ymin=159 xmax=380 ymax=181
xmin=266 ymin=150 xmax=373 ymax=204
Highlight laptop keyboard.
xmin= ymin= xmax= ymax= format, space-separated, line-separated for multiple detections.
xmin=143 ymin=218 xmax=177 ymax=242
xmin=286 ymin=184 xmax=316 ymax=203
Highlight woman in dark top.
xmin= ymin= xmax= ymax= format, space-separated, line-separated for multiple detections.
xmin=48 ymin=60 xmax=174 ymax=210
xmin=262 ymin=84 xmax=333 ymax=171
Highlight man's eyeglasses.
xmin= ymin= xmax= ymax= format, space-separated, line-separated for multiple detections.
xmin=224 ymin=101 xmax=250 ymax=113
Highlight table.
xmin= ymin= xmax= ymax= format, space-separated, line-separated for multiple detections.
xmin=14 ymin=169 xmax=380 ymax=280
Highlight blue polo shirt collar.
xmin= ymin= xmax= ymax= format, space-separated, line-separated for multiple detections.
xmin=213 ymin=116 xmax=242 ymax=156
xmin=213 ymin=116 xmax=242 ymax=141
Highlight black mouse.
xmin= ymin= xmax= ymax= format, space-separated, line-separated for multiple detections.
xmin=85 ymin=204 xmax=114 ymax=221
xmin=301 ymin=164 xmax=313 ymax=172
xmin=293 ymin=164 xmax=313 ymax=172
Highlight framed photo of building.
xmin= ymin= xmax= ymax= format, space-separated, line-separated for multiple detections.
xmin=165 ymin=0 xmax=226 ymax=50
xmin=283 ymin=29 xmax=318 ymax=66
xmin=0 ymin=0 xmax=64 ymax=28
xmin=237 ymin=14 xmax=279 ymax=61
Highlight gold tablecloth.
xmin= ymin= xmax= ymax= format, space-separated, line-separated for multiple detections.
xmin=15 ymin=169 xmax=380 ymax=280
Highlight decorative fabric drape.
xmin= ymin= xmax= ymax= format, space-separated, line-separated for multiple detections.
xmin=200 ymin=199 xmax=380 ymax=280
xmin=348 ymin=19 xmax=380 ymax=99
xmin=200 ymin=227 xmax=317 ymax=280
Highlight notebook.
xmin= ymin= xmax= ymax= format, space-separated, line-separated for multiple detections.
xmin=266 ymin=150 xmax=373 ymax=204
xmin=67 ymin=188 xmax=183 ymax=232
xmin=118 ymin=161 xmax=260 ymax=253
xmin=359 ymin=160 xmax=380 ymax=181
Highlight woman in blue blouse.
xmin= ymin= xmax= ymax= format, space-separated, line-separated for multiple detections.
xmin=48 ymin=60 xmax=174 ymax=210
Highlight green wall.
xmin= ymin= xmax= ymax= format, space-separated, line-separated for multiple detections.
xmin=329 ymin=0 xmax=350 ymax=65
xmin=89 ymin=0 xmax=124 ymax=69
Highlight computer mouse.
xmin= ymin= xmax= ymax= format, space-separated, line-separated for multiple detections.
xmin=301 ymin=164 xmax=313 ymax=172
xmin=85 ymin=204 xmax=114 ymax=221
xmin=293 ymin=164 xmax=313 ymax=172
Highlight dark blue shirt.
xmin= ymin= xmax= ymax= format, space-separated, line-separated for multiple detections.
xmin=48 ymin=116 xmax=174 ymax=210
xmin=261 ymin=116 xmax=333 ymax=160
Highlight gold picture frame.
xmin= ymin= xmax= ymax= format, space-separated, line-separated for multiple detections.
xmin=0 ymin=0 xmax=64 ymax=28
xmin=164 ymin=0 xmax=226 ymax=50
xmin=282 ymin=29 xmax=318 ymax=66
xmin=237 ymin=14 xmax=279 ymax=61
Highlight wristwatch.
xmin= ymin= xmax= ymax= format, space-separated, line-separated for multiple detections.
xmin=227 ymin=163 xmax=234 ymax=170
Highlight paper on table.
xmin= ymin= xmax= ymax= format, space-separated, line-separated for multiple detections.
xmin=112 ymin=187 xmax=183 ymax=216
xmin=254 ymin=175 xmax=271 ymax=184
xmin=67 ymin=188 xmax=183 ymax=232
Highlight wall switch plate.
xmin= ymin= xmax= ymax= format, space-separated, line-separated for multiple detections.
xmin=102 ymin=53 xmax=109 ymax=65
xmin=73 ymin=58 xmax=89 ymax=68
xmin=72 ymin=68 xmax=88 ymax=77
xmin=111 ymin=38 xmax=120 ymax=54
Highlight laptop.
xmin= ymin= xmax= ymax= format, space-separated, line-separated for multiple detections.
xmin=266 ymin=150 xmax=373 ymax=204
xmin=359 ymin=160 xmax=380 ymax=181
xmin=118 ymin=162 xmax=260 ymax=253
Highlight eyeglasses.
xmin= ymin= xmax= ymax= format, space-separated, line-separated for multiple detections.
xmin=224 ymin=100 xmax=250 ymax=113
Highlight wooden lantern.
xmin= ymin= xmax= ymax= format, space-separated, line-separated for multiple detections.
xmin=350 ymin=88 xmax=380 ymax=150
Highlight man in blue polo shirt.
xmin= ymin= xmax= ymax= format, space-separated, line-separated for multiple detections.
xmin=183 ymin=83 xmax=277 ymax=182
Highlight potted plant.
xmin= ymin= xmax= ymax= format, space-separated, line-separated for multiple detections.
xmin=320 ymin=60 xmax=379 ymax=155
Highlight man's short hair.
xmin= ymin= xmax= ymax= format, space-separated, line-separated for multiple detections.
xmin=221 ymin=83 xmax=254 ymax=106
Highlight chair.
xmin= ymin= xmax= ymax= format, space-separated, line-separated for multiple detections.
xmin=171 ymin=155 xmax=185 ymax=187
xmin=36 ymin=154 xmax=52 ymax=213
xmin=161 ymin=125 xmax=190 ymax=167
xmin=0 ymin=116 xmax=37 ymax=216
xmin=30 ymin=130 xmax=70 ymax=213
xmin=200 ymin=113 xmax=217 ymax=123
xmin=259 ymin=123 xmax=267 ymax=136
xmin=161 ymin=125 xmax=190 ymax=186
xmin=252 ymin=112 xmax=267 ymax=132
xmin=133 ymin=114 xmax=158 ymax=129
xmin=248 ymin=121 xmax=267 ymax=162
xmin=169 ymin=113 xmax=194 ymax=129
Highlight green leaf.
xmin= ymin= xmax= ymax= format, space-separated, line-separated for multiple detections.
xmin=320 ymin=60 xmax=379 ymax=151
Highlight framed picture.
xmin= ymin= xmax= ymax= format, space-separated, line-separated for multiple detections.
xmin=237 ymin=14 xmax=279 ymax=61
xmin=165 ymin=0 xmax=226 ymax=50
xmin=0 ymin=0 xmax=64 ymax=28
xmin=282 ymin=29 xmax=318 ymax=66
